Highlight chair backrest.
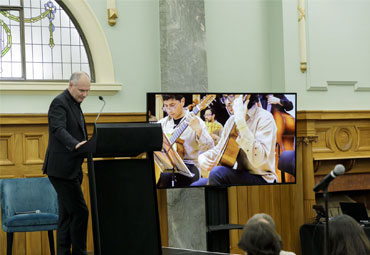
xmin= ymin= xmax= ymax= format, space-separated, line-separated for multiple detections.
xmin=0 ymin=177 xmax=58 ymax=221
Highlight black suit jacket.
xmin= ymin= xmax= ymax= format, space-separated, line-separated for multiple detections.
xmin=43 ymin=89 xmax=87 ymax=179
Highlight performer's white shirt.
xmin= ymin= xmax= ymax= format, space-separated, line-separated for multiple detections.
xmin=199 ymin=104 xmax=278 ymax=183
xmin=280 ymin=251 xmax=296 ymax=255
xmin=158 ymin=110 xmax=214 ymax=174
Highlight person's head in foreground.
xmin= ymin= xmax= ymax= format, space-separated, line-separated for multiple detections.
xmin=329 ymin=214 xmax=370 ymax=255
xmin=238 ymin=221 xmax=282 ymax=255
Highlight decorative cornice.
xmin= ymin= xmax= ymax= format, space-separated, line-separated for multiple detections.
xmin=297 ymin=110 xmax=370 ymax=120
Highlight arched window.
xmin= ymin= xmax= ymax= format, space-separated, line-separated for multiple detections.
xmin=0 ymin=0 xmax=94 ymax=81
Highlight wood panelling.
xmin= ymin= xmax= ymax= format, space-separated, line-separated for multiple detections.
xmin=1 ymin=111 xmax=368 ymax=255
xmin=0 ymin=113 xmax=146 ymax=255
xmin=23 ymin=133 xmax=46 ymax=165
xmin=228 ymin=172 xmax=306 ymax=254
xmin=358 ymin=127 xmax=370 ymax=151
xmin=0 ymin=133 xmax=15 ymax=166
xmin=302 ymin=111 xmax=370 ymax=193
xmin=229 ymin=111 xmax=370 ymax=254
xmin=157 ymin=189 xmax=168 ymax=247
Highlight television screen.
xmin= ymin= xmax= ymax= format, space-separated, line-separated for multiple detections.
xmin=147 ymin=93 xmax=296 ymax=188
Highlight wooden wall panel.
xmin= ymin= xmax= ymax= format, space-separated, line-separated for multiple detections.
xmin=13 ymin=232 xmax=26 ymax=255
xmin=0 ymin=133 xmax=15 ymax=166
xmin=157 ymin=189 xmax=168 ymax=247
xmin=0 ymin=113 xmax=146 ymax=255
xmin=228 ymin=111 xmax=370 ymax=254
xmin=23 ymin=132 xmax=46 ymax=165
xmin=228 ymin=176 xmax=306 ymax=254
xmin=304 ymin=111 xmax=370 ymax=193
xmin=26 ymin=231 xmax=42 ymax=255
xmin=358 ymin=127 xmax=370 ymax=151
xmin=1 ymin=111 xmax=368 ymax=255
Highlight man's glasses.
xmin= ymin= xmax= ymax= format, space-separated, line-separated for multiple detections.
xmin=162 ymin=102 xmax=180 ymax=112
xmin=220 ymin=95 xmax=235 ymax=104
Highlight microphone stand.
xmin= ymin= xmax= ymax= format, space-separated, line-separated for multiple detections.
xmin=323 ymin=186 xmax=330 ymax=255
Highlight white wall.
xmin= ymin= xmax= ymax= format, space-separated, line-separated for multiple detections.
xmin=281 ymin=0 xmax=370 ymax=110
xmin=0 ymin=0 xmax=369 ymax=113
xmin=0 ymin=0 xmax=161 ymax=114
xmin=206 ymin=0 xmax=370 ymax=110
xmin=205 ymin=0 xmax=283 ymax=92
xmin=86 ymin=0 xmax=161 ymax=113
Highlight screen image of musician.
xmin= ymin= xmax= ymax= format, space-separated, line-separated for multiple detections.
xmin=203 ymin=108 xmax=223 ymax=145
xmin=195 ymin=94 xmax=279 ymax=186
xmin=258 ymin=94 xmax=296 ymax=183
xmin=153 ymin=94 xmax=215 ymax=188
xmin=147 ymin=93 xmax=296 ymax=188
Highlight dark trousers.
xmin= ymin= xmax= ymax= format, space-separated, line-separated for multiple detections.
xmin=157 ymin=164 xmax=200 ymax=188
xmin=49 ymin=175 xmax=89 ymax=255
xmin=208 ymin=166 xmax=268 ymax=185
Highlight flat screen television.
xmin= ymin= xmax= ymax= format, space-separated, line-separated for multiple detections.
xmin=147 ymin=93 xmax=296 ymax=189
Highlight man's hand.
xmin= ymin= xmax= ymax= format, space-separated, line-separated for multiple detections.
xmin=75 ymin=140 xmax=87 ymax=150
xmin=233 ymin=96 xmax=248 ymax=121
xmin=210 ymin=133 xmax=220 ymax=143
xmin=186 ymin=112 xmax=202 ymax=138
xmin=199 ymin=153 xmax=215 ymax=172
xmin=267 ymin=95 xmax=281 ymax=105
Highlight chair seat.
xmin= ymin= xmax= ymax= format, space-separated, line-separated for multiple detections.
xmin=278 ymin=150 xmax=295 ymax=175
xmin=3 ymin=213 xmax=58 ymax=232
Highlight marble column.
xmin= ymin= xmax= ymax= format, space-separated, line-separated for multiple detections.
xmin=159 ymin=0 xmax=208 ymax=250
xmin=166 ymin=188 xmax=207 ymax=250
xmin=160 ymin=0 xmax=208 ymax=92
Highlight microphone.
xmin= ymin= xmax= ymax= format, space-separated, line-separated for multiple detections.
xmin=16 ymin=210 xmax=41 ymax=215
xmin=313 ymin=164 xmax=345 ymax=192
xmin=95 ymin=96 xmax=106 ymax=126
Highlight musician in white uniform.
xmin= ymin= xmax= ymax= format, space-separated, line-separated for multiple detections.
xmin=198 ymin=94 xmax=278 ymax=185
xmin=157 ymin=94 xmax=214 ymax=188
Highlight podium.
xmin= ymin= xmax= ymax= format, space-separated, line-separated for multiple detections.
xmin=84 ymin=123 xmax=163 ymax=255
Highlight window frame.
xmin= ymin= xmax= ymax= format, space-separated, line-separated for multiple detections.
xmin=0 ymin=0 xmax=121 ymax=93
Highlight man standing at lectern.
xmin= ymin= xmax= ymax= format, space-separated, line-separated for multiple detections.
xmin=43 ymin=72 xmax=90 ymax=255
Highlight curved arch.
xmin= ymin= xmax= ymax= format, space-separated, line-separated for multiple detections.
xmin=63 ymin=0 xmax=114 ymax=84
xmin=0 ymin=0 xmax=121 ymax=93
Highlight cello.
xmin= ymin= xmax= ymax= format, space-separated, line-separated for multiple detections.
xmin=265 ymin=94 xmax=295 ymax=182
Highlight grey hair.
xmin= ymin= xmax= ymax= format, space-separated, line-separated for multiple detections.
xmin=247 ymin=213 xmax=276 ymax=229
xmin=69 ymin=72 xmax=90 ymax=86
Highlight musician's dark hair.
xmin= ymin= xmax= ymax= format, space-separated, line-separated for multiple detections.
xmin=238 ymin=221 xmax=282 ymax=255
xmin=329 ymin=214 xmax=370 ymax=255
xmin=205 ymin=108 xmax=215 ymax=115
xmin=247 ymin=94 xmax=259 ymax=109
xmin=162 ymin=94 xmax=184 ymax=102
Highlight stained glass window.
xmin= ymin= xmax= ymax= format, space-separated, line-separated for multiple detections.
xmin=0 ymin=0 xmax=93 ymax=81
